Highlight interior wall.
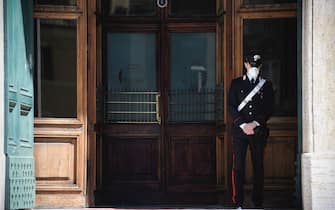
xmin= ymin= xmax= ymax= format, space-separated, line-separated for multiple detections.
xmin=0 ymin=0 xmax=6 ymax=209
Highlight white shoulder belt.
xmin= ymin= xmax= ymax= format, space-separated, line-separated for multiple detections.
xmin=237 ymin=78 xmax=266 ymax=112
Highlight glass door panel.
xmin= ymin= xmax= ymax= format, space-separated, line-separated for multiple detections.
xmin=243 ymin=18 xmax=297 ymax=116
xmin=169 ymin=33 xmax=217 ymax=122
xmin=109 ymin=0 xmax=156 ymax=16
xmin=34 ymin=0 xmax=76 ymax=6
xmin=34 ymin=19 xmax=77 ymax=118
xmin=106 ymin=33 xmax=159 ymax=123
xmin=170 ymin=0 xmax=216 ymax=16
xmin=243 ymin=0 xmax=296 ymax=5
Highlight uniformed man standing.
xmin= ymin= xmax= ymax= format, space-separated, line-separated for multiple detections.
xmin=228 ymin=52 xmax=274 ymax=209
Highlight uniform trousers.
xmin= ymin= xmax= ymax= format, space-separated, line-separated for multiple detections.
xmin=231 ymin=134 xmax=265 ymax=207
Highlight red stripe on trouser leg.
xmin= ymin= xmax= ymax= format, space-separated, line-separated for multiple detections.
xmin=232 ymin=154 xmax=236 ymax=204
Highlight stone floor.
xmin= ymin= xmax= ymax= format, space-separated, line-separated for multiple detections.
xmin=35 ymin=208 xmax=297 ymax=210
xmin=35 ymin=207 xmax=297 ymax=210
xmin=35 ymin=190 xmax=298 ymax=210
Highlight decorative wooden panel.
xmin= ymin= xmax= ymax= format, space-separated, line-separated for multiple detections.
xmin=245 ymin=135 xmax=296 ymax=188
xmin=167 ymin=136 xmax=216 ymax=190
xmin=34 ymin=138 xmax=76 ymax=185
xmin=102 ymin=137 xmax=160 ymax=186
xmin=169 ymin=137 xmax=216 ymax=180
xmin=34 ymin=122 xmax=86 ymax=208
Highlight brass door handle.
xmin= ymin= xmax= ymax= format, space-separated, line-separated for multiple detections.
xmin=156 ymin=94 xmax=161 ymax=124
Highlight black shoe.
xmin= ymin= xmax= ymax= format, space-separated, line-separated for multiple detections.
xmin=232 ymin=203 xmax=243 ymax=209
xmin=254 ymin=205 xmax=264 ymax=209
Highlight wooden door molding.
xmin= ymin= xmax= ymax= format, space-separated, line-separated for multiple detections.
xmin=87 ymin=0 xmax=97 ymax=206
xmin=33 ymin=0 xmax=88 ymax=208
xmin=236 ymin=0 xmax=297 ymax=13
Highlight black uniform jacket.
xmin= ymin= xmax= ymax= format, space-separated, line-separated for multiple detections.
xmin=228 ymin=76 xmax=274 ymax=138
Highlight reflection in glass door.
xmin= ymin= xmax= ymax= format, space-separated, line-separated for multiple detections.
xmin=105 ymin=33 xmax=160 ymax=123
xmin=169 ymin=32 xmax=219 ymax=122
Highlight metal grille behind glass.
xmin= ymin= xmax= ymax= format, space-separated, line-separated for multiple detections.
xmin=169 ymin=85 xmax=223 ymax=123
xmin=105 ymin=90 xmax=160 ymax=123
xmin=104 ymin=86 xmax=223 ymax=124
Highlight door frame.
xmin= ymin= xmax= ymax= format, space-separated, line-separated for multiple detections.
xmin=87 ymin=0 xmax=230 ymax=205
xmin=87 ymin=0 xmax=300 ymax=207
xmin=87 ymin=0 xmax=97 ymax=205
xmin=33 ymin=0 xmax=88 ymax=207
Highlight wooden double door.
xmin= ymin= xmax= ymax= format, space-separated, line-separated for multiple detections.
xmin=95 ymin=0 xmax=225 ymax=205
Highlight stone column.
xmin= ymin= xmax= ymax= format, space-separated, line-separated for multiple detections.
xmin=0 ymin=0 xmax=6 ymax=209
xmin=302 ymin=0 xmax=335 ymax=209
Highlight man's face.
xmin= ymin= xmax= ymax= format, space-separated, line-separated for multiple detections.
xmin=244 ymin=62 xmax=251 ymax=71
xmin=244 ymin=62 xmax=262 ymax=71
